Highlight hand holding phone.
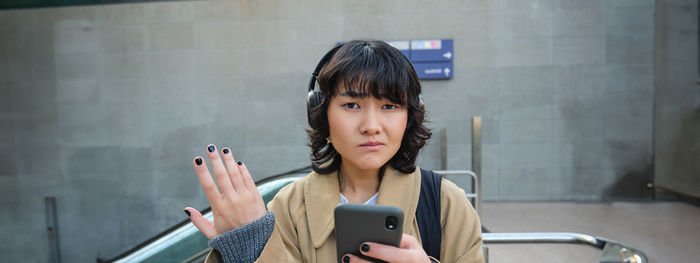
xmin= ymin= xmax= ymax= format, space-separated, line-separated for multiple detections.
xmin=335 ymin=204 xmax=434 ymax=263
xmin=334 ymin=204 xmax=404 ymax=263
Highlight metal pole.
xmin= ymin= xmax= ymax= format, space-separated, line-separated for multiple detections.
xmin=441 ymin=127 xmax=447 ymax=170
xmin=471 ymin=117 xmax=482 ymax=212
xmin=482 ymin=246 xmax=489 ymax=263
xmin=45 ymin=197 xmax=61 ymax=263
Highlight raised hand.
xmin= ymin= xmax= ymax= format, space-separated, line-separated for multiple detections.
xmin=343 ymin=234 xmax=431 ymax=263
xmin=184 ymin=144 xmax=267 ymax=239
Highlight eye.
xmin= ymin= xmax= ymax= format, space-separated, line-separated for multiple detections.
xmin=342 ymin=103 xmax=360 ymax=110
xmin=382 ymin=104 xmax=401 ymax=110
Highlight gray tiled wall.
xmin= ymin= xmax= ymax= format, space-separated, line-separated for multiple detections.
xmin=0 ymin=0 xmax=660 ymax=261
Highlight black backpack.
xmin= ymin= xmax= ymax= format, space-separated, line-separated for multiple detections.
xmin=416 ymin=168 xmax=442 ymax=261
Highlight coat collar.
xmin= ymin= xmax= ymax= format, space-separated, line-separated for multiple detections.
xmin=304 ymin=166 xmax=422 ymax=248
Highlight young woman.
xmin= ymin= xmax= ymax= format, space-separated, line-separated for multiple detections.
xmin=184 ymin=40 xmax=484 ymax=263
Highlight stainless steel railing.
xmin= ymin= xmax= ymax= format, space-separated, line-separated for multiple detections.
xmin=482 ymin=232 xmax=648 ymax=263
xmin=435 ymin=170 xmax=480 ymax=212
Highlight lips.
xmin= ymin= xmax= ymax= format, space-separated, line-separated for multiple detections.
xmin=360 ymin=141 xmax=385 ymax=150
xmin=360 ymin=141 xmax=383 ymax=146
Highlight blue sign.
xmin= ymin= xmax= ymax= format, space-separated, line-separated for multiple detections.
xmin=413 ymin=62 xmax=453 ymax=80
xmin=410 ymin=39 xmax=453 ymax=63
xmin=385 ymin=40 xmax=410 ymax=59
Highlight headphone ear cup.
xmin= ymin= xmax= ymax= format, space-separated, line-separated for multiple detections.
xmin=307 ymin=91 xmax=324 ymax=129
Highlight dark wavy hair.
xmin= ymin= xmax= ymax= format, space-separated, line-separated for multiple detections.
xmin=307 ymin=40 xmax=432 ymax=175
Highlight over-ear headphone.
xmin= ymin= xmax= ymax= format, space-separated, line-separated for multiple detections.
xmin=307 ymin=44 xmax=343 ymax=130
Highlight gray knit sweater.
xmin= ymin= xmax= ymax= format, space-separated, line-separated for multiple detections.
xmin=208 ymin=211 xmax=276 ymax=263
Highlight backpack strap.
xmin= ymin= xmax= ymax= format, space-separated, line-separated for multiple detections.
xmin=416 ymin=168 xmax=442 ymax=260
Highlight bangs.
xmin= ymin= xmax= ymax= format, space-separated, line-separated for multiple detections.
xmin=338 ymin=69 xmax=408 ymax=105
xmin=318 ymin=41 xmax=413 ymax=106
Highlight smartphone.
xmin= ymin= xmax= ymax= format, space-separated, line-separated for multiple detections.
xmin=334 ymin=203 xmax=404 ymax=263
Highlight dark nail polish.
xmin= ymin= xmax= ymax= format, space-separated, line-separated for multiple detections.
xmin=237 ymin=161 xmax=243 ymax=166
xmin=207 ymin=145 xmax=215 ymax=152
xmin=223 ymin=148 xmax=229 ymax=154
xmin=195 ymin=158 xmax=203 ymax=165
xmin=360 ymin=243 xmax=370 ymax=252
xmin=184 ymin=209 xmax=191 ymax=217
xmin=343 ymin=255 xmax=350 ymax=263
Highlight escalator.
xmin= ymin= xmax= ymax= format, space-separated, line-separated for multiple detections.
xmin=100 ymin=166 xmax=311 ymax=263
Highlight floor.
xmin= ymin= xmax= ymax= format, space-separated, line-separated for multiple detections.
xmin=478 ymin=202 xmax=700 ymax=263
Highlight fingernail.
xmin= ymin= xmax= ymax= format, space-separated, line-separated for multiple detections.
xmin=184 ymin=209 xmax=191 ymax=217
xmin=237 ymin=161 xmax=243 ymax=166
xmin=342 ymin=255 xmax=350 ymax=263
xmin=195 ymin=157 xmax=203 ymax=165
xmin=223 ymin=148 xmax=230 ymax=154
xmin=207 ymin=145 xmax=215 ymax=152
xmin=360 ymin=243 xmax=370 ymax=252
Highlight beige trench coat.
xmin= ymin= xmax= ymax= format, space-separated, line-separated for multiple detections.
xmin=206 ymin=167 xmax=484 ymax=263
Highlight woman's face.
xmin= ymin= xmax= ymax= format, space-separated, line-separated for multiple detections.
xmin=327 ymin=87 xmax=408 ymax=172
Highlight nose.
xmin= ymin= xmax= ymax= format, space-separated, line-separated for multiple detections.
xmin=360 ymin=109 xmax=381 ymax=135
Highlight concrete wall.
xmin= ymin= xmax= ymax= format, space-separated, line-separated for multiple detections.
xmin=654 ymin=0 xmax=700 ymax=197
xmin=0 ymin=0 xmax=657 ymax=261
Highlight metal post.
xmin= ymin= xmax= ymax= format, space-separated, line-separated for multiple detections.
xmin=45 ymin=197 xmax=61 ymax=263
xmin=471 ymin=117 xmax=482 ymax=212
xmin=483 ymin=245 xmax=489 ymax=263
xmin=441 ymin=127 xmax=447 ymax=170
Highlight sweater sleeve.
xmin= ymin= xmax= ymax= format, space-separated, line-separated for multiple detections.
xmin=207 ymin=211 xmax=276 ymax=263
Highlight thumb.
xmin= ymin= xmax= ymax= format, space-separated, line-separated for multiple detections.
xmin=184 ymin=207 xmax=217 ymax=239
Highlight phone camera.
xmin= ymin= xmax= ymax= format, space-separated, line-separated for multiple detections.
xmin=385 ymin=216 xmax=398 ymax=230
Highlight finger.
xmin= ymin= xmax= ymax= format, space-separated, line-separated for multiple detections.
xmin=236 ymin=161 xmax=256 ymax=191
xmin=398 ymin=233 xmax=421 ymax=249
xmin=221 ymin=147 xmax=246 ymax=192
xmin=184 ymin=207 xmax=217 ymax=239
xmin=193 ymin=156 xmax=221 ymax=207
xmin=205 ymin=144 xmax=236 ymax=196
xmin=343 ymin=254 xmax=373 ymax=263
xmin=359 ymin=240 xmax=410 ymax=262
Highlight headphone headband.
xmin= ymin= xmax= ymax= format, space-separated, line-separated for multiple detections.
xmin=308 ymin=44 xmax=343 ymax=93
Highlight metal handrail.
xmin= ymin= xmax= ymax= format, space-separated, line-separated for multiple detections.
xmin=482 ymin=232 xmax=649 ymax=263
xmin=484 ymin=232 xmax=603 ymax=247
xmin=435 ymin=170 xmax=480 ymax=212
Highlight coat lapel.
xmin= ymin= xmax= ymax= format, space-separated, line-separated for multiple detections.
xmin=305 ymin=170 xmax=341 ymax=248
